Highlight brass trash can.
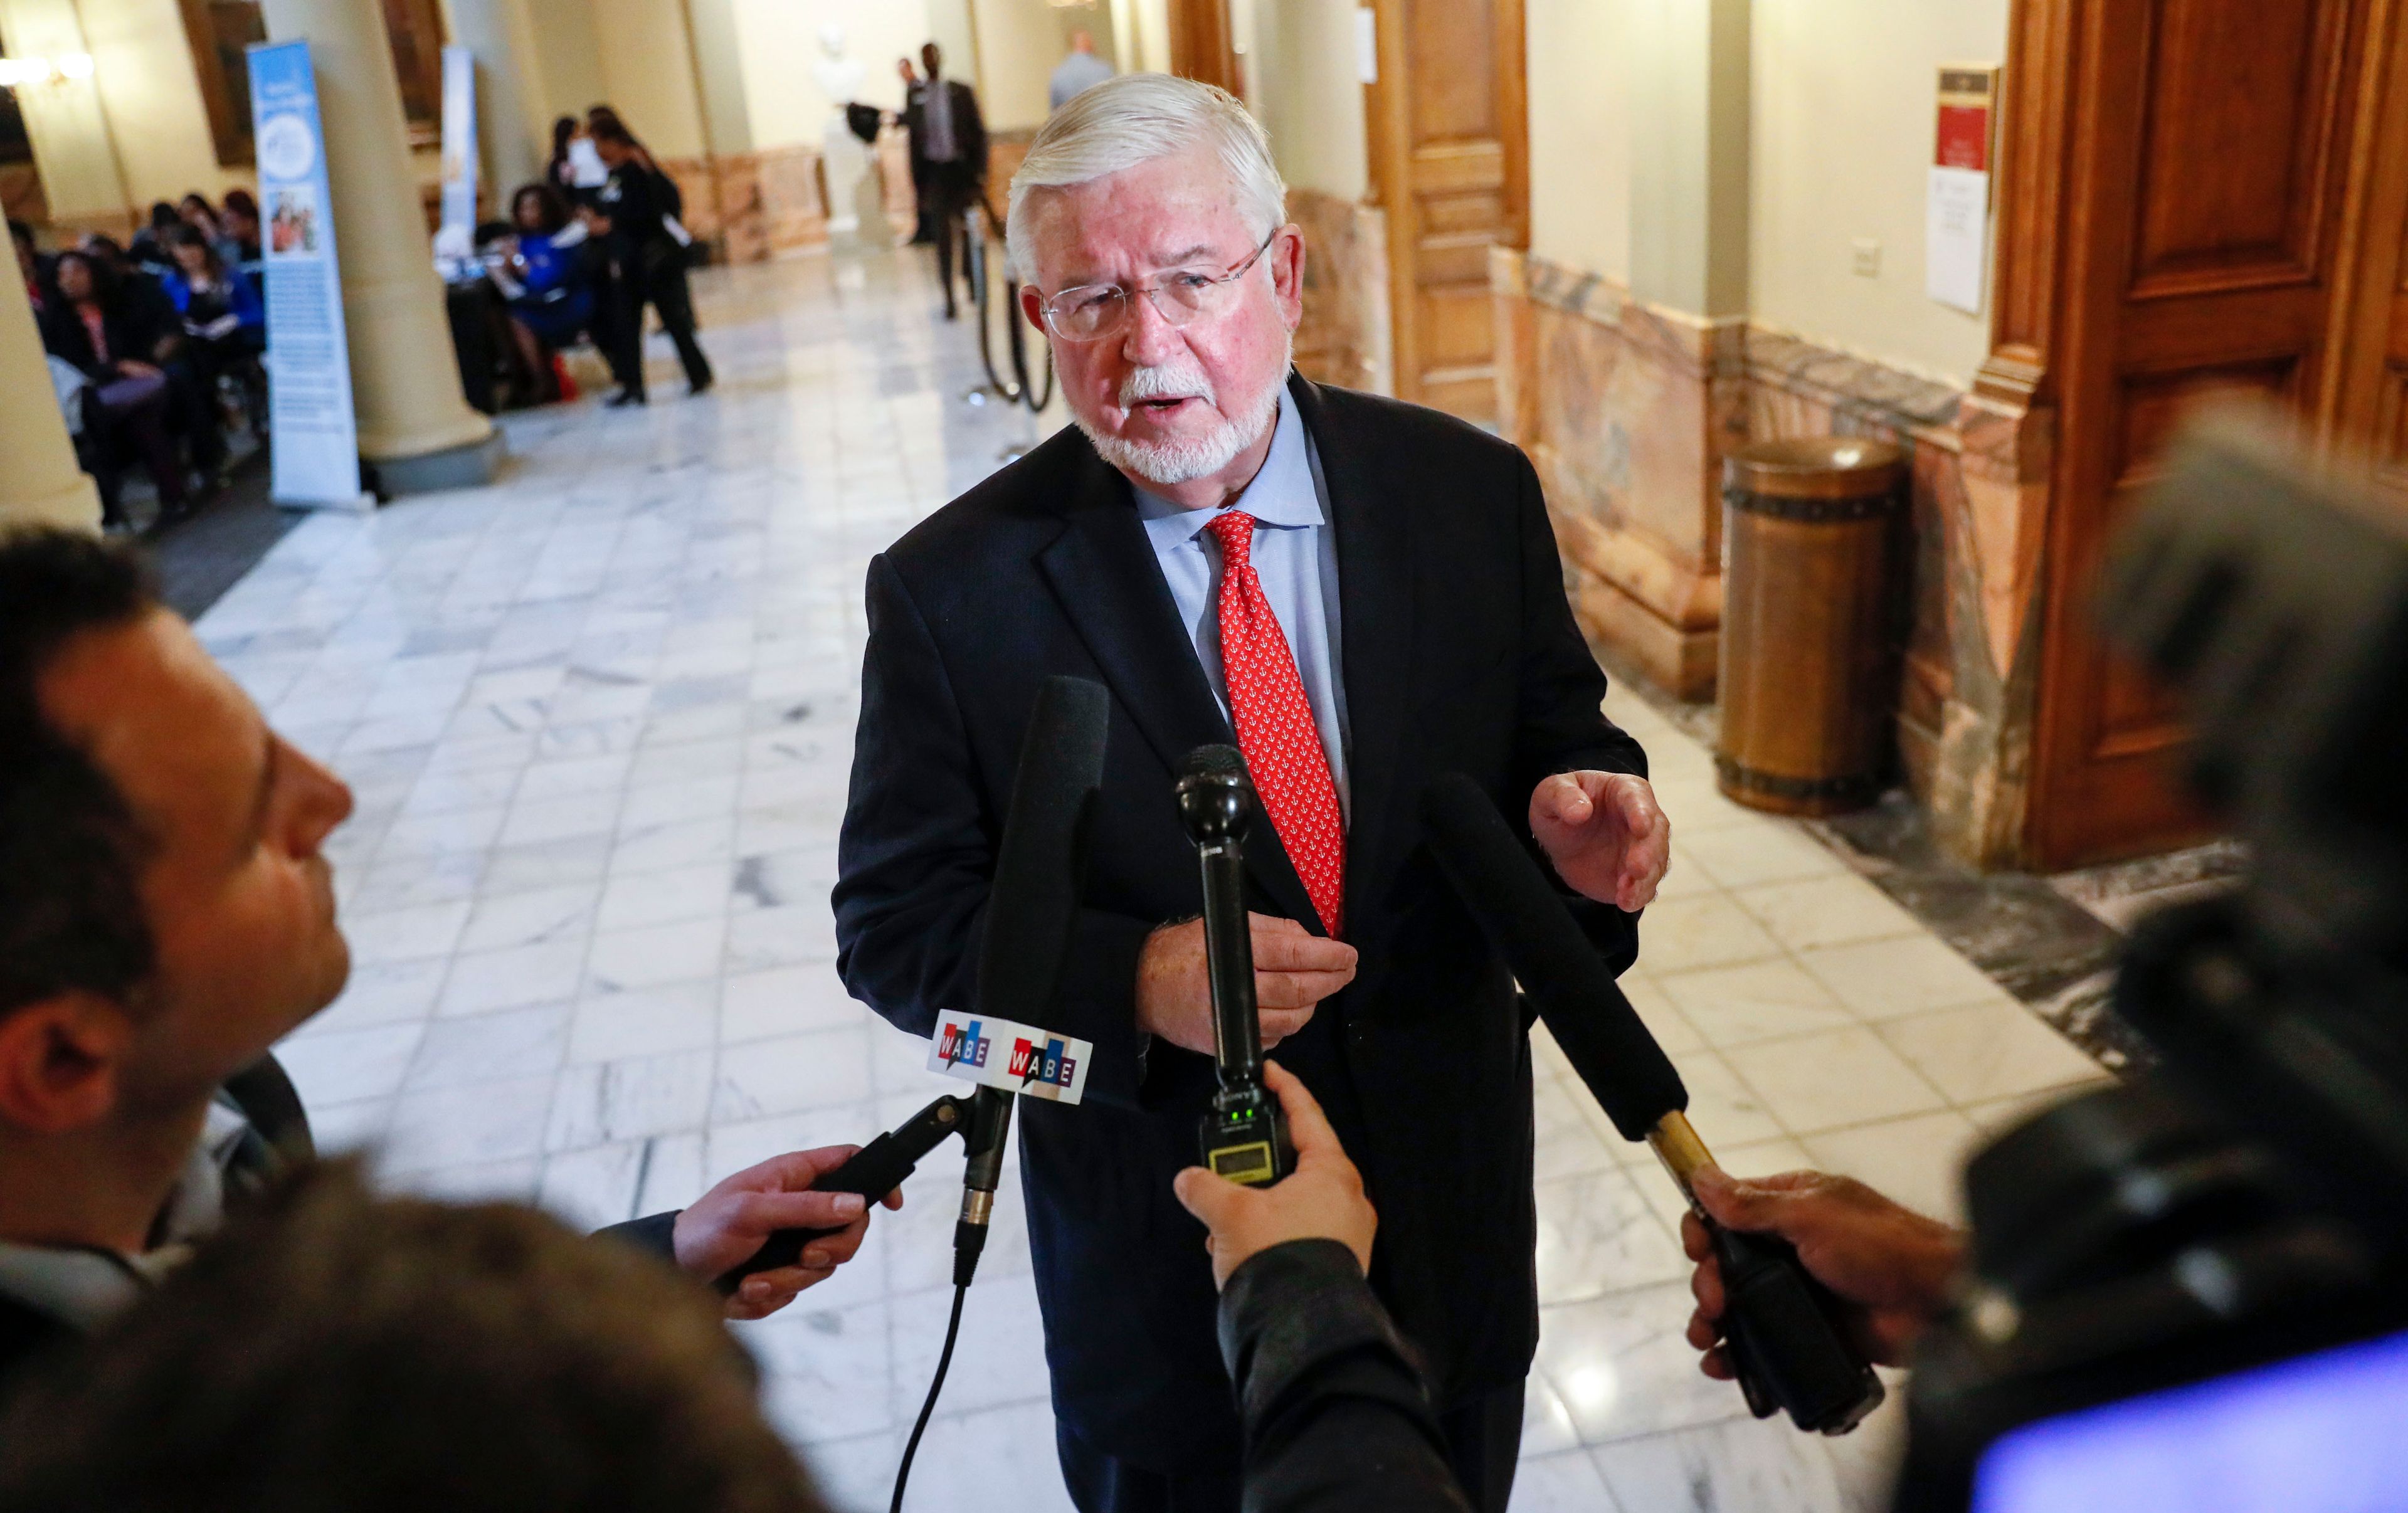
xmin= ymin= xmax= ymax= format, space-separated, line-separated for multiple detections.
xmin=1715 ymin=436 xmax=1909 ymax=816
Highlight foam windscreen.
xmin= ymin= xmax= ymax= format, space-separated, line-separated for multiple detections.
xmin=976 ymin=675 xmax=1111 ymax=1025
xmin=1422 ymin=772 xmax=1686 ymax=1140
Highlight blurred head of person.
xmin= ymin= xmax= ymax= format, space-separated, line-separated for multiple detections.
xmin=551 ymin=113 xmax=581 ymax=162
xmin=586 ymin=103 xmax=631 ymax=142
xmin=145 ymin=203 xmax=179 ymax=238
xmin=590 ymin=120 xmax=637 ymax=170
xmin=50 ymin=249 xmax=105 ymax=306
xmin=0 ymin=1161 xmax=832 ymax=1513
xmin=1006 ymin=73 xmax=1302 ymax=496
xmin=166 ymin=226 xmax=223 ymax=284
xmin=512 ymin=182 xmax=571 ymax=236
xmin=921 ymin=41 xmax=943 ymax=78
xmin=221 ymin=187 xmax=257 ymax=220
xmin=76 ymin=234 xmax=130 ymax=277
xmin=0 ymin=533 xmax=352 ymax=1253
xmin=897 ymin=56 xmax=919 ymax=85
xmin=176 ymin=194 xmax=220 ymax=238
xmin=1070 ymin=29 xmax=1096 ymax=53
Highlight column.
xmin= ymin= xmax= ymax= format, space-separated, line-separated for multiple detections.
xmin=445 ymin=0 xmax=544 ymax=198
xmin=1 ymin=285 xmax=104 ymax=534
xmin=260 ymin=0 xmax=501 ymax=492
xmin=1626 ymin=0 xmax=1751 ymax=319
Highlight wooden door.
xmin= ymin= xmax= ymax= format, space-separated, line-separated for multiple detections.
xmin=1363 ymin=0 xmax=1528 ymax=422
xmin=1167 ymin=0 xmax=1241 ymax=97
xmin=2326 ymin=0 xmax=2408 ymax=495
xmin=2025 ymin=0 xmax=2377 ymax=867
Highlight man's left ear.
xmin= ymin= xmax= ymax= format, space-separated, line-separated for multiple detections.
xmin=0 ymin=993 xmax=137 ymax=1136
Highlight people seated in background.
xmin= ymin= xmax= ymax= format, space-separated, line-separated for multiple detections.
xmin=161 ymin=226 xmax=267 ymax=433
xmin=218 ymin=188 xmax=262 ymax=267
xmin=79 ymin=235 xmax=228 ymax=495
xmin=127 ymin=203 xmax=182 ymax=271
xmin=0 ymin=1164 xmax=837 ymax=1513
xmin=10 ymin=219 xmax=46 ymax=308
xmin=0 ymin=532 xmax=895 ymax=1398
xmin=493 ymin=182 xmax=596 ymax=404
xmin=34 ymin=250 xmax=189 ymax=524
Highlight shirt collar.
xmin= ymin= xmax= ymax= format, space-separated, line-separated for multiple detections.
xmin=1133 ymin=396 xmax=1323 ymax=551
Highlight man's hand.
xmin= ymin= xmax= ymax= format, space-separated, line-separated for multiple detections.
xmin=1136 ymin=914 xmax=1357 ymax=1055
xmin=1681 ymin=1166 xmax=1965 ymax=1375
xmin=1171 ymin=1062 xmax=1376 ymax=1289
xmin=1529 ymin=771 xmax=1670 ymax=910
xmin=672 ymin=1147 xmax=905 ymax=1321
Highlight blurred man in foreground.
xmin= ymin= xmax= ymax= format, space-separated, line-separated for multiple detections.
xmin=0 ymin=1162 xmax=833 ymax=1511
xmin=0 ymin=531 xmax=885 ymax=1393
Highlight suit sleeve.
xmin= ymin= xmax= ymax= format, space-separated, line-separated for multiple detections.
xmin=1509 ymin=448 xmax=1649 ymax=975
xmin=961 ymin=86 xmax=990 ymax=185
xmin=833 ymin=554 xmax=1158 ymax=1109
xmin=1221 ymin=1240 xmax=1474 ymax=1513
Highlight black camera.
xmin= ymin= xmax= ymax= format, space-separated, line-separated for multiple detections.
xmin=1894 ymin=413 xmax=2408 ymax=1511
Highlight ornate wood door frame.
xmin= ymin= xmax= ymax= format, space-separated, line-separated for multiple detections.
xmin=1992 ymin=0 xmax=2388 ymax=868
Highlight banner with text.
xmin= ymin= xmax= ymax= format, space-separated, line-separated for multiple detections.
xmin=926 ymin=1014 xmax=1091 ymax=1105
xmin=246 ymin=40 xmax=370 ymax=510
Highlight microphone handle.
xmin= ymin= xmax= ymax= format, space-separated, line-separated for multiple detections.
xmin=1195 ymin=838 xmax=1262 ymax=1083
xmin=714 ymin=1092 xmax=968 ymax=1295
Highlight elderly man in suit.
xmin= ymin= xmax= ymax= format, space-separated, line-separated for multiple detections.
xmin=834 ymin=73 xmax=1672 ymax=1513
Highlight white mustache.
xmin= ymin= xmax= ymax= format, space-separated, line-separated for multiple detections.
xmin=1118 ymin=363 xmax=1217 ymax=408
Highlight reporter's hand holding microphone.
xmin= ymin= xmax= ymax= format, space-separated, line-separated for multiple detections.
xmin=669 ymin=1147 xmax=906 ymax=1320
xmin=1172 ymin=1062 xmax=1376 ymax=1287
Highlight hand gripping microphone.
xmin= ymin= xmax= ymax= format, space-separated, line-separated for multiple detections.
xmin=717 ymin=675 xmax=1110 ymax=1295
xmin=1422 ymin=773 xmax=1885 ymax=1435
xmin=1176 ymin=745 xmax=1294 ymax=1185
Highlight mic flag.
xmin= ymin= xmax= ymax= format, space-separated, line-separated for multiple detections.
xmin=977 ymin=675 xmax=1111 ymax=1027
xmin=1422 ymin=772 xmax=1687 ymax=1141
xmin=927 ymin=1013 xmax=1092 ymax=1103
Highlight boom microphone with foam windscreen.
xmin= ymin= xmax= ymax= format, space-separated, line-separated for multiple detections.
xmin=1422 ymin=772 xmax=1884 ymax=1435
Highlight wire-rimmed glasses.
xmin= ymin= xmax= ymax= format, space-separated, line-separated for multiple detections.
xmin=1037 ymin=228 xmax=1281 ymax=343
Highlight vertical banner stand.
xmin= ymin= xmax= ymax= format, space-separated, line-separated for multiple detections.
xmin=245 ymin=39 xmax=375 ymax=512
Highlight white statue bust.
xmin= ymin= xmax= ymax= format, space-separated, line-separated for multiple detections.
xmin=814 ymin=23 xmax=871 ymax=238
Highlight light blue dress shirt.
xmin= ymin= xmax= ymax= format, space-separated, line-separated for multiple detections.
xmin=1133 ymin=398 xmax=1353 ymax=820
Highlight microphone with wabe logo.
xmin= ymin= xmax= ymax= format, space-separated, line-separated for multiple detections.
xmin=1177 ymin=744 xmax=1296 ymax=1186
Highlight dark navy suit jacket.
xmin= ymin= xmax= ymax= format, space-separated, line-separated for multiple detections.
xmin=833 ymin=375 xmax=1645 ymax=1473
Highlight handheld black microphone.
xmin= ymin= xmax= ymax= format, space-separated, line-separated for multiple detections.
xmin=1422 ymin=772 xmax=1885 ymax=1436
xmin=717 ymin=675 xmax=1109 ymax=1295
xmin=1176 ymin=744 xmax=1294 ymax=1185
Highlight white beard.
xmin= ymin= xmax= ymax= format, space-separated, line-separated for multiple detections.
xmin=1074 ymin=339 xmax=1292 ymax=487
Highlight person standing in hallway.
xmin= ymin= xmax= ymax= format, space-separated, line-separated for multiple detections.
xmin=1050 ymin=30 xmax=1117 ymax=113
xmin=834 ymin=74 xmax=1671 ymax=1513
xmin=902 ymin=42 xmax=987 ymax=319
xmin=586 ymin=120 xmax=712 ymax=406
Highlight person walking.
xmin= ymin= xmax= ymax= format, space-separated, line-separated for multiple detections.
xmin=901 ymin=42 xmax=987 ymax=319
xmin=1049 ymin=30 xmax=1116 ymax=113
xmin=586 ymin=120 xmax=712 ymax=406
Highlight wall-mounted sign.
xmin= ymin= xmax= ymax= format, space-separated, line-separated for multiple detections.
xmin=1926 ymin=64 xmax=1998 ymax=315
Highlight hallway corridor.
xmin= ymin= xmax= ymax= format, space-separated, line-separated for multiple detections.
xmin=228 ymin=246 xmax=2108 ymax=1513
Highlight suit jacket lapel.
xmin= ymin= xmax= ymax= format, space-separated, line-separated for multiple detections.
xmin=1291 ymin=376 xmax=1415 ymax=921
xmin=1035 ymin=442 xmax=1321 ymax=927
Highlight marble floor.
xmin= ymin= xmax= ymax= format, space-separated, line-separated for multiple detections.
xmin=214 ymin=245 xmax=2118 ymax=1513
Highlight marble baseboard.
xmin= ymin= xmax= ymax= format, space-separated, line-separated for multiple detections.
xmin=753 ymin=145 xmax=830 ymax=259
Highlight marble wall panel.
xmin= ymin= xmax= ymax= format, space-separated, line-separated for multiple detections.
xmin=1290 ymin=188 xmax=1392 ymax=398
xmin=1492 ymin=252 xmax=2052 ymax=867
xmin=754 ymin=145 xmax=828 ymax=258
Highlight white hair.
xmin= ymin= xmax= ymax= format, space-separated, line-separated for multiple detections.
xmin=1006 ymin=72 xmax=1287 ymax=280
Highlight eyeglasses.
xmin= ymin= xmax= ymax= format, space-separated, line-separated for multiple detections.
xmin=1038 ymin=228 xmax=1282 ymax=343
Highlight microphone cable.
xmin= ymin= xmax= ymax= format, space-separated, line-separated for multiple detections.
xmin=888 ymin=1281 xmax=969 ymax=1513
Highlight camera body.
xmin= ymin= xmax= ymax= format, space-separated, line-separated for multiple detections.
xmin=1895 ymin=415 xmax=2408 ymax=1509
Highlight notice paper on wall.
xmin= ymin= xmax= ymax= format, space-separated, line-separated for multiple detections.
xmin=1926 ymin=65 xmax=1998 ymax=315
xmin=245 ymin=40 xmax=372 ymax=512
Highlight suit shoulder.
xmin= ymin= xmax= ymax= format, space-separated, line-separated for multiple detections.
xmin=882 ymin=424 xmax=1096 ymax=576
xmin=1309 ymin=382 xmax=1531 ymax=475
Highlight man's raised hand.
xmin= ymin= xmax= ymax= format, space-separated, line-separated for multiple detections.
xmin=1529 ymin=770 xmax=1671 ymax=911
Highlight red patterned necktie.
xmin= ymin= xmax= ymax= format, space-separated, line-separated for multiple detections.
xmin=1203 ymin=510 xmax=1346 ymax=937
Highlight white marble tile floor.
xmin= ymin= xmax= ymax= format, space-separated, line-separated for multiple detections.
xmin=223 ymin=246 xmax=2118 ymax=1512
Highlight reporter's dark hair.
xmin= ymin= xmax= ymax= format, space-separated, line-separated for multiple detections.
xmin=167 ymin=223 xmax=225 ymax=275
xmin=0 ymin=529 xmax=159 ymax=1020
xmin=512 ymin=181 xmax=571 ymax=236
xmin=0 ymin=1161 xmax=832 ymax=1513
